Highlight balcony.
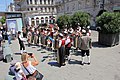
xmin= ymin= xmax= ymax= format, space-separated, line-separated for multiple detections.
xmin=27 ymin=3 xmax=56 ymax=6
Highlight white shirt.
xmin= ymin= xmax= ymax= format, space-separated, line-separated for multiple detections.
xmin=19 ymin=34 xmax=25 ymax=41
xmin=12 ymin=29 xmax=16 ymax=34
xmin=22 ymin=61 xmax=36 ymax=75
xmin=65 ymin=36 xmax=70 ymax=45
xmin=15 ymin=69 xmax=23 ymax=80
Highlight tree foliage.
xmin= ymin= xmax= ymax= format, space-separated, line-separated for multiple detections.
xmin=71 ymin=11 xmax=90 ymax=28
xmin=56 ymin=14 xmax=71 ymax=29
xmin=0 ymin=16 xmax=6 ymax=24
xmin=96 ymin=12 xmax=120 ymax=33
xmin=56 ymin=11 xmax=90 ymax=29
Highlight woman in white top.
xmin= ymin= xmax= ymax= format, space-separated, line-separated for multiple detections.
xmin=14 ymin=62 xmax=26 ymax=80
xmin=21 ymin=53 xmax=43 ymax=80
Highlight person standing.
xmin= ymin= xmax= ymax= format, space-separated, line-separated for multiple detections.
xmin=11 ymin=28 xmax=16 ymax=40
xmin=64 ymin=32 xmax=71 ymax=61
xmin=7 ymin=31 xmax=12 ymax=44
xmin=27 ymin=29 xmax=32 ymax=47
xmin=18 ymin=31 xmax=26 ymax=54
xmin=21 ymin=53 xmax=43 ymax=80
xmin=58 ymin=33 xmax=65 ymax=67
xmin=14 ymin=62 xmax=26 ymax=80
xmin=0 ymin=31 xmax=3 ymax=47
xmin=79 ymin=32 xmax=92 ymax=65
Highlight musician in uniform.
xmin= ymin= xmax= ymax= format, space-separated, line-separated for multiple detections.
xmin=58 ymin=33 xmax=65 ymax=66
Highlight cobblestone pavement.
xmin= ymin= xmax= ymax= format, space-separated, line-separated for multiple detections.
xmin=0 ymin=30 xmax=120 ymax=80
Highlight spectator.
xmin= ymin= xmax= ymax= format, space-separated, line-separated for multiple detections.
xmin=14 ymin=62 xmax=26 ymax=80
xmin=21 ymin=53 xmax=43 ymax=80
xmin=79 ymin=32 xmax=92 ymax=65
xmin=18 ymin=31 xmax=26 ymax=54
xmin=28 ymin=76 xmax=36 ymax=80
xmin=0 ymin=31 xmax=3 ymax=47
xmin=7 ymin=31 xmax=12 ymax=44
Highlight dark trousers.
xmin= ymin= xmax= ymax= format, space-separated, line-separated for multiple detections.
xmin=20 ymin=43 xmax=25 ymax=50
xmin=81 ymin=50 xmax=90 ymax=57
xmin=58 ymin=46 xmax=65 ymax=66
xmin=65 ymin=47 xmax=71 ymax=56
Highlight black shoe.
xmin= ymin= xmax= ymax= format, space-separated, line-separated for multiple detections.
xmin=81 ymin=62 xmax=84 ymax=65
xmin=62 ymin=63 xmax=66 ymax=66
xmin=87 ymin=62 xmax=90 ymax=65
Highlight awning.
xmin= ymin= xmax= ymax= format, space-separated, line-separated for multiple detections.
xmin=113 ymin=6 xmax=120 ymax=10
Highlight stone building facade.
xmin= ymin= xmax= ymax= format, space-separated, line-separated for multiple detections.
xmin=14 ymin=0 xmax=57 ymax=26
xmin=55 ymin=0 xmax=120 ymax=26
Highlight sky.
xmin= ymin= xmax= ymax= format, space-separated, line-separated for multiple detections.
xmin=0 ymin=0 xmax=13 ymax=12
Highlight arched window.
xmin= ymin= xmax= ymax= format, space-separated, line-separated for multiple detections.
xmin=30 ymin=0 xmax=32 ymax=4
xmin=40 ymin=0 xmax=42 ymax=4
xmin=45 ymin=17 xmax=48 ymax=23
xmin=45 ymin=7 xmax=47 ymax=12
xmin=49 ymin=7 xmax=51 ymax=12
xmin=31 ymin=18 xmax=35 ymax=26
xmin=35 ymin=0 xmax=37 ymax=4
xmin=53 ymin=16 xmax=55 ymax=23
xmin=49 ymin=16 xmax=52 ymax=23
xmin=44 ymin=0 xmax=46 ymax=4
xmin=41 ymin=17 xmax=44 ymax=24
xmin=51 ymin=0 xmax=53 ymax=4
xmin=48 ymin=0 xmax=50 ymax=4
xmin=41 ymin=8 xmax=43 ymax=12
xmin=27 ymin=0 xmax=29 ymax=5
xmin=36 ymin=17 xmax=39 ymax=25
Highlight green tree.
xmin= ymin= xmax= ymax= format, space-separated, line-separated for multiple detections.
xmin=71 ymin=11 xmax=91 ymax=28
xmin=56 ymin=14 xmax=71 ymax=29
xmin=0 ymin=16 xmax=6 ymax=24
xmin=96 ymin=12 xmax=120 ymax=33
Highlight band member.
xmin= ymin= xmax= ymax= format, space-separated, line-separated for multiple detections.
xmin=58 ymin=33 xmax=65 ymax=66
xmin=64 ymin=32 xmax=71 ymax=61
xmin=27 ymin=29 xmax=32 ymax=47
xmin=53 ymin=28 xmax=59 ymax=50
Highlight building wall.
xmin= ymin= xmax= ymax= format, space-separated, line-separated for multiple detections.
xmin=14 ymin=0 xmax=57 ymax=26
xmin=55 ymin=0 xmax=119 ymax=26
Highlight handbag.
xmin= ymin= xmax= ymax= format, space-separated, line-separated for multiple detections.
xmin=22 ymin=64 xmax=43 ymax=80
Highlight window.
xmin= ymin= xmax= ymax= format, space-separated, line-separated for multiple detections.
xmin=31 ymin=8 xmax=33 ymax=11
xmin=31 ymin=18 xmax=35 ymax=26
xmin=45 ymin=17 xmax=48 ymax=23
xmin=48 ymin=0 xmax=50 ymax=4
xmin=27 ymin=0 xmax=29 ymax=5
xmin=40 ymin=0 xmax=42 ymax=4
xmin=30 ymin=0 xmax=32 ymax=4
xmin=53 ymin=16 xmax=55 ymax=23
xmin=49 ymin=7 xmax=51 ymax=12
xmin=41 ymin=17 xmax=44 ymax=24
xmin=35 ymin=0 xmax=37 ymax=4
xmin=27 ymin=8 xmax=30 ymax=11
xmin=67 ymin=6 xmax=69 ymax=11
xmin=44 ymin=0 xmax=46 ymax=4
xmin=49 ymin=16 xmax=52 ymax=23
xmin=52 ymin=7 xmax=54 ymax=12
xmin=36 ymin=8 xmax=37 ymax=11
xmin=45 ymin=7 xmax=47 ymax=12
xmin=51 ymin=0 xmax=53 ymax=4
xmin=41 ymin=8 xmax=43 ymax=12
xmin=36 ymin=17 xmax=39 ymax=25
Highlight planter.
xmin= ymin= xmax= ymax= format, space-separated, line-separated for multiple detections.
xmin=98 ymin=32 xmax=119 ymax=47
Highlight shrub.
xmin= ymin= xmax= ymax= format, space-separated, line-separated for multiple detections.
xmin=71 ymin=11 xmax=90 ymax=28
xmin=96 ymin=12 xmax=120 ymax=34
xmin=56 ymin=14 xmax=71 ymax=29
